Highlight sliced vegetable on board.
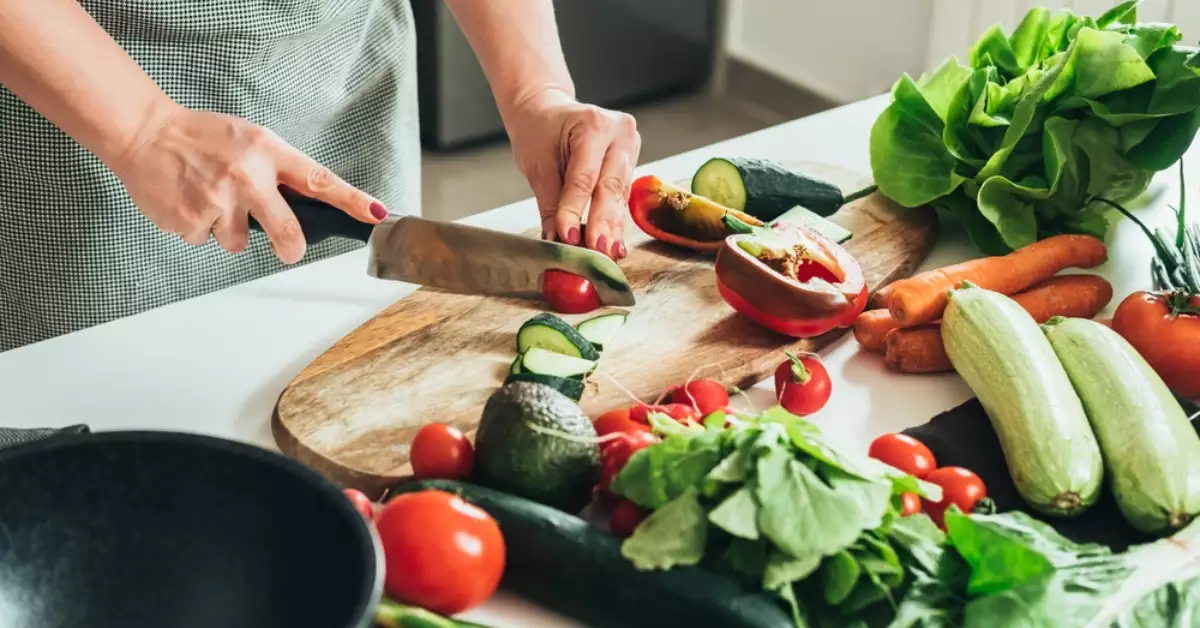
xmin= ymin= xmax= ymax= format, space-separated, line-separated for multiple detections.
xmin=574 ymin=312 xmax=627 ymax=350
xmin=516 ymin=313 xmax=600 ymax=361
xmin=628 ymin=174 xmax=765 ymax=252
xmin=690 ymin=156 xmax=877 ymax=221
xmin=541 ymin=269 xmax=603 ymax=315
xmin=714 ymin=220 xmax=869 ymax=337
xmin=869 ymin=3 xmax=1200 ymax=255
xmin=940 ymin=283 xmax=1103 ymax=518
xmin=1043 ymin=316 xmax=1200 ymax=535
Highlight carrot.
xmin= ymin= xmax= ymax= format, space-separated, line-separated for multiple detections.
xmin=854 ymin=309 xmax=902 ymax=352
xmin=886 ymin=234 xmax=1108 ymax=327
xmin=868 ymin=284 xmax=895 ymax=311
xmin=883 ymin=274 xmax=1114 ymax=373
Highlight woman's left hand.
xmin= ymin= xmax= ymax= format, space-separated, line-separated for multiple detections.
xmin=506 ymin=88 xmax=641 ymax=260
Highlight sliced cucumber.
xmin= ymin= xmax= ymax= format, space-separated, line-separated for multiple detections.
xmin=510 ymin=356 xmax=524 ymax=376
xmin=504 ymin=372 xmax=586 ymax=401
xmin=772 ymin=205 xmax=853 ymax=244
xmin=517 ymin=314 xmax=599 ymax=361
xmin=521 ymin=348 xmax=597 ymax=379
xmin=575 ymin=313 xmax=627 ymax=350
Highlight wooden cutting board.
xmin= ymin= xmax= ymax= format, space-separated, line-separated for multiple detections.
xmin=272 ymin=161 xmax=939 ymax=495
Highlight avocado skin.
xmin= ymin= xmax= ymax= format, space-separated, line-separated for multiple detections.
xmin=473 ymin=381 xmax=600 ymax=513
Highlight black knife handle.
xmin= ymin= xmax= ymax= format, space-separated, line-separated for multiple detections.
xmin=248 ymin=187 xmax=375 ymax=245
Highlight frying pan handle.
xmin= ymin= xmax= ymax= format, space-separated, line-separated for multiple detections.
xmin=248 ymin=187 xmax=375 ymax=245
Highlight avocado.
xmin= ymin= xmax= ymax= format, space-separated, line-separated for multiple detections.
xmin=473 ymin=381 xmax=601 ymax=513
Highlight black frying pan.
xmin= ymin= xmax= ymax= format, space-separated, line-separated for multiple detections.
xmin=0 ymin=430 xmax=381 ymax=628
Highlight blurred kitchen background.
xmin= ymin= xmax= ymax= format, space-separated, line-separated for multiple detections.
xmin=416 ymin=0 xmax=1200 ymax=222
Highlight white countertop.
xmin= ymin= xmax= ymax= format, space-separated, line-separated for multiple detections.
xmin=1 ymin=93 xmax=1193 ymax=627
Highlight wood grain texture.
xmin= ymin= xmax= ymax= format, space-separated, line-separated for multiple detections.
xmin=273 ymin=161 xmax=939 ymax=496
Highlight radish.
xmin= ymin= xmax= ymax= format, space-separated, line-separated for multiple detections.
xmin=774 ymin=351 xmax=831 ymax=415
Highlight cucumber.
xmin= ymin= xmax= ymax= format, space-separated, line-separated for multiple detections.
xmin=772 ymin=205 xmax=853 ymax=244
xmin=505 ymin=372 xmax=585 ymax=401
xmin=691 ymin=157 xmax=848 ymax=220
xmin=509 ymin=356 xmax=524 ymax=376
xmin=575 ymin=312 xmax=627 ymax=350
xmin=1043 ymin=316 xmax=1200 ymax=534
xmin=521 ymin=347 xmax=596 ymax=379
xmin=386 ymin=479 xmax=794 ymax=628
xmin=517 ymin=313 xmax=599 ymax=361
xmin=940 ymin=285 xmax=1103 ymax=517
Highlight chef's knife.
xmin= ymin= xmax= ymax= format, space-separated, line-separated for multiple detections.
xmin=247 ymin=188 xmax=635 ymax=307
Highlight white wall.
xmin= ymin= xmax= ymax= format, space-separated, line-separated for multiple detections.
xmin=723 ymin=0 xmax=937 ymax=104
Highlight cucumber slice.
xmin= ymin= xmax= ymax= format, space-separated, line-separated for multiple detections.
xmin=510 ymin=356 xmax=524 ymax=376
xmin=691 ymin=157 xmax=846 ymax=220
xmin=504 ymin=372 xmax=585 ymax=401
xmin=575 ymin=312 xmax=627 ymax=350
xmin=517 ymin=313 xmax=599 ymax=361
xmin=772 ymin=205 xmax=852 ymax=244
xmin=521 ymin=348 xmax=597 ymax=379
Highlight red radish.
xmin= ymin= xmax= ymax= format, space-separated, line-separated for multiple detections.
xmin=598 ymin=431 xmax=658 ymax=500
xmin=630 ymin=403 xmax=701 ymax=425
xmin=610 ymin=499 xmax=649 ymax=537
xmin=774 ymin=351 xmax=832 ymax=415
xmin=343 ymin=488 xmax=374 ymax=520
xmin=668 ymin=379 xmax=730 ymax=417
xmin=542 ymin=270 xmax=602 ymax=314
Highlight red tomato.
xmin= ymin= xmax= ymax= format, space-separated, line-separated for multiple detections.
xmin=342 ymin=488 xmax=374 ymax=520
xmin=1111 ymin=290 xmax=1200 ymax=397
xmin=593 ymin=407 xmax=652 ymax=437
xmin=867 ymin=433 xmax=937 ymax=478
xmin=668 ymin=379 xmax=730 ymax=417
xmin=610 ymin=499 xmax=649 ymax=537
xmin=921 ymin=467 xmax=988 ymax=529
xmin=542 ymin=269 xmax=602 ymax=314
xmin=411 ymin=423 xmax=474 ymax=481
xmin=375 ymin=490 xmax=505 ymax=615
xmin=899 ymin=492 xmax=921 ymax=516
xmin=598 ymin=431 xmax=658 ymax=499
xmin=773 ymin=352 xmax=832 ymax=415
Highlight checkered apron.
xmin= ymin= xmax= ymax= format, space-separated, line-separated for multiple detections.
xmin=0 ymin=0 xmax=420 ymax=352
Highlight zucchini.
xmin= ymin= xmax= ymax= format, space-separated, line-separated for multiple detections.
xmin=521 ymin=347 xmax=596 ymax=379
xmin=575 ymin=312 xmax=627 ymax=350
xmin=505 ymin=372 xmax=585 ymax=401
xmin=386 ymin=479 xmax=793 ymax=628
xmin=517 ymin=313 xmax=599 ymax=361
xmin=772 ymin=205 xmax=852 ymax=244
xmin=691 ymin=157 xmax=851 ymax=220
xmin=940 ymin=285 xmax=1103 ymax=517
xmin=1043 ymin=316 xmax=1200 ymax=534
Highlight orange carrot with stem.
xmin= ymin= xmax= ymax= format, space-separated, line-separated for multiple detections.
xmin=886 ymin=234 xmax=1108 ymax=327
xmin=883 ymin=274 xmax=1114 ymax=373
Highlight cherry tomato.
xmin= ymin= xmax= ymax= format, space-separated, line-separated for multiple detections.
xmin=867 ymin=433 xmax=937 ymax=479
xmin=610 ymin=499 xmax=649 ymax=537
xmin=542 ymin=269 xmax=602 ymax=314
xmin=899 ymin=492 xmax=921 ymax=516
xmin=411 ymin=423 xmax=474 ymax=481
xmin=376 ymin=490 xmax=505 ymax=615
xmin=773 ymin=351 xmax=832 ymax=415
xmin=598 ymin=431 xmax=658 ymax=500
xmin=668 ymin=379 xmax=730 ymax=417
xmin=342 ymin=488 xmax=374 ymax=520
xmin=922 ymin=467 xmax=988 ymax=529
xmin=593 ymin=407 xmax=652 ymax=437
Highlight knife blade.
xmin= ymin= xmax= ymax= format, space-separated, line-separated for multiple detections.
xmin=246 ymin=188 xmax=636 ymax=307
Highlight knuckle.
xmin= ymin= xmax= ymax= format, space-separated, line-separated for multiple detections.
xmin=616 ymin=112 xmax=637 ymax=134
xmin=567 ymin=170 xmax=598 ymax=196
xmin=244 ymin=126 xmax=276 ymax=151
xmin=599 ymin=175 xmax=627 ymax=200
xmin=304 ymin=165 xmax=337 ymax=192
xmin=275 ymin=216 xmax=304 ymax=243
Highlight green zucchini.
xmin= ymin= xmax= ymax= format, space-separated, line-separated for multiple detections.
xmin=940 ymin=285 xmax=1103 ymax=517
xmin=386 ymin=479 xmax=793 ymax=628
xmin=691 ymin=157 xmax=863 ymax=220
xmin=575 ymin=312 xmax=627 ymax=350
xmin=521 ymin=348 xmax=596 ymax=379
xmin=1043 ymin=316 xmax=1200 ymax=534
xmin=517 ymin=313 xmax=599 ymax=361
xmin=504 ymin=372 xmax=585 ymax=401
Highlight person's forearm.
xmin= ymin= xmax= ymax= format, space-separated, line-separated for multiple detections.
xmin=441 ymin=0 xmax=575 ymax=120
xmin=0 ymin=0 xmax=176 ymax=165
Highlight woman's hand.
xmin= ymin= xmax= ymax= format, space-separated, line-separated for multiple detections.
xmin=108 ymin=103 xmax=388 ymax=264
xmin=506 ymin=88 xmax=641 ymax=260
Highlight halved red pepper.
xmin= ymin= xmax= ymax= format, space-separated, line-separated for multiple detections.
xmin=629 ymin=174 xmax=764 ymax=252
xmin=714 ymin=221 xmax=868 ymax=338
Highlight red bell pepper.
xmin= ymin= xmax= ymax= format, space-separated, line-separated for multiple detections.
xmin=714 ymin=220 xmax=868 ymax=337
xmin=628 ymin=174 xmax=764 ymax=253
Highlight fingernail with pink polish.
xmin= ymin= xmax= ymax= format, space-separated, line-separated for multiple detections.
xmin=566 ymin=227 xmax=581 ymax=245
xmin=616 ymin=242 xmax=627 ymax=259
xmin=596 ymin=235 xmax=609 ymax=257
xmin=370 ymin=202 xmax=388 ymax=221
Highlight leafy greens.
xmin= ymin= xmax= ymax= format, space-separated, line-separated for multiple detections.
xmin=869 ymin=1 xmax=1200 ymax=255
